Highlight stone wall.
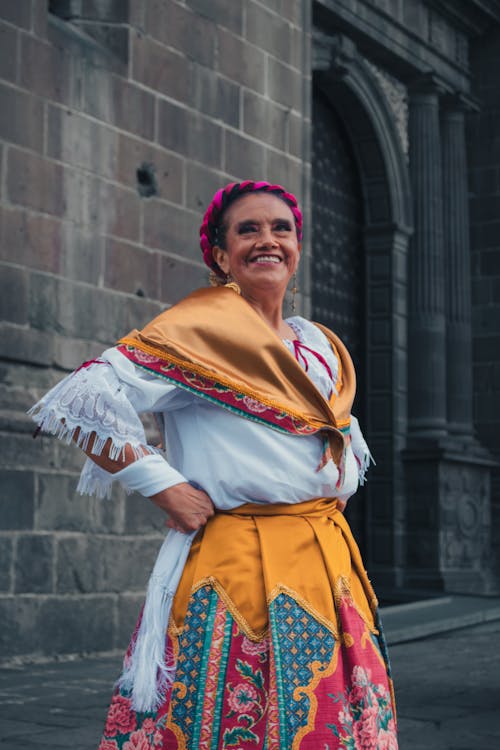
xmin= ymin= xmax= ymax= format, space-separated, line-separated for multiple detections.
xmin=0 ymin=0 xmax=311 ymax=660
xmin=468 ymin=24 xmax=500 ymax=576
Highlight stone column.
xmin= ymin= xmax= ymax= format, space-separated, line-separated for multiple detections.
xmin=407 ymin=78 xmax=447 ymax=437
xmin=441 ymin=98 xmax=474 ymax=437
xmin=404 ymin=83 xmax=497 ymax=595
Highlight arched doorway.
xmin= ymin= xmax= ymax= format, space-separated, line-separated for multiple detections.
xmin=312 ymin=89 xmax=367 ymax=549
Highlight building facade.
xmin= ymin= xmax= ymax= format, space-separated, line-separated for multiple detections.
xmin=1 ymin=0 xmax=499 ymax=660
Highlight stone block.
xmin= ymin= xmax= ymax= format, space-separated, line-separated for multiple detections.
xmin=185 ymin=162 xmax=229 ymax=212
xmin=157 ymin=99 xmax=223 ymax=169
xmin=123 ymin=493 xmax=168 ymax=535
xmin=0 ymin=322 xmax=55 ymax=367
xmin=38 ymin=595 xmax=115 ymax=654
xmin=51 ymin=0 xmax=129 ymax=22
xmin=35 ymin=472 xmax=123 ymax=534
xmin=59 ymin=224 xmax=101 ymax=284
xmin=19 ymin=32 xmax=74 ymax=106
xmin=0 ymin=23 xmax=19 ymax=83
xmin=52 ymin=336 xmax=104 ymax=372
xmin=32 ymin=0 xmax=47 ymax=36
xmin=288 ymin=113 xmax=304 ymax=158
xmin=47 ymin=106 xmax=119 ymax=182
xmin=0 ymin=0 xmax=32 ymax=29
xmin=217 ymin=27 xmax=266 ymax=94
xmin=242 ymin=91 xmax=289 ymax=152
xmin=160 ymin=255 xmax=208 ymax=305
xmin=267 ymin=57 xmax=302 ymax=111
xmin=28 ymin=273 xmax=59 ymax=333
xmin=103 ymin=183 xmax=141 ymax=243
xmin=0 ymin=207 xmax=63 ymax=274
xmin=6 ymin=148 xmax=64 ymax=216
xmin=0 ymin=265 xmax=28 ymax=325
xmin=0 ymin=537 xmax=13 ymax=592
xmin=264 ymin=0 xmax=301 ymax=26
xmin=0 ymin=470 xmax=35 ymax=530
xmin=146 ymin=0 xmax=216 ymax=68
xmin=0 ymin=431 xmax=58 ymax=473
xmin=245 ymin=2 xmax=293 ymax=64
xmin=117 ymin=593 xmax=143 ymax=648
xmin=28 ymin=274 xmax=159 ymax=345
xmin=143 ymin=199 xmax=198 ymax=262
xmin=116 ymin=132 xmax=184 ymax=201
xmin=56 ymin=535 xmax=161 ymax=594
xmin=131 ymin=32 xmax=191 ymax=103
xmin=81 ymin=67 xmax=155 ymax=141
xmin=190 ymin=66 xmax=240 ymax=128
xmin=104 ymin=239 xmax=160 ymax=300
xmin=185 ymin=0 xmax=243 ymax=35
xmin=0 ymin=83 xmax=44 ymax=152
xmin=224 ymin=130 xmax=266 ymax=180
xmin=71 ymin=19 xmax=129 ymax=61
xmin=0 ymin=596 xmax=42 ymax=657
xmin=267 ymin=151 xmax=302 ymax=196
xmin=14 ymin=534 xmax=54 ymax=594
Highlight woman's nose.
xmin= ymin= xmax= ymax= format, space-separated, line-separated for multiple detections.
xmin=256 ymin=228 xmax=278 ymax=248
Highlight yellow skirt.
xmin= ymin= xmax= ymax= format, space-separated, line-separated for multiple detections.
xmin=99 ymin=498 xmax=398 ymax=749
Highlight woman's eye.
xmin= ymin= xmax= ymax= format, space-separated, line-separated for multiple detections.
xmin=238 ymin=223 xmax=257 ymax=234
xmin=275 ymin=222 xmax=292 ymax=232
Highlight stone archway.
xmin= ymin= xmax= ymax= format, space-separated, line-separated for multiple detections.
xmin=312 ymin=33 xmax=413 ymax=592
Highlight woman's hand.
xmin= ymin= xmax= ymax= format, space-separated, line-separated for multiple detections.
xmin=150 ymin=482 xmax=215 ymax=534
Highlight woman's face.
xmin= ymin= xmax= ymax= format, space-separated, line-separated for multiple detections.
xmin=212 ymin=192 xmax=301 ymax=294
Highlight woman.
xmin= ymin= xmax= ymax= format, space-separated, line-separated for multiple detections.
xmin=30 ymin=181 xmax=398 ymax=749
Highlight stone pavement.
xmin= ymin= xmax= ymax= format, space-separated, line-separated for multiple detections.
xmin=0 ymin=620 xmax=499 ymax=749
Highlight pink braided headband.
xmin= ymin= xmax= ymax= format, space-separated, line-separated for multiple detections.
xmin=199 ymin=180 xmax=303 ymax=277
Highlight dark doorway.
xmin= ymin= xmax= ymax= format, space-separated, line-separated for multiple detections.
xmin=312 ymin=88 xmax=367 ymax=549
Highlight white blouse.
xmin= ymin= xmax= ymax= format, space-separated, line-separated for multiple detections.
xmin=30 ymin=316 xmax=371 ymax=506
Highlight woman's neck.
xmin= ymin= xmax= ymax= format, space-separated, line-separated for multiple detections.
xmin=241 ymin=289 xmax=292 ymax=338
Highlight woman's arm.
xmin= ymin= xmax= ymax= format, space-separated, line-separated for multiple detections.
xmin=30 ymin=351 xmax=214 ymax=533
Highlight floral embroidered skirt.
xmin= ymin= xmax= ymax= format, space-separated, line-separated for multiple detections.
xmin=98 ymin=498 xmax=398 ymax=750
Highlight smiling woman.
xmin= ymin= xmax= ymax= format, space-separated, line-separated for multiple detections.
xmin=211 ymin=192 xmax=302 ymax=338
xmin=29 ymin=180 xmax=397 ymax=749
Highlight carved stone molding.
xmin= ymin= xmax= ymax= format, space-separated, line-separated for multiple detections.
xmin=404 ymin=440 xmax=498 ymax=594
xmin=365 ymin=61 xmax=409 ymax=157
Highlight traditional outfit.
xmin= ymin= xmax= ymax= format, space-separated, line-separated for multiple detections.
xmin=30 ymin=286 xmax=397 ymax=750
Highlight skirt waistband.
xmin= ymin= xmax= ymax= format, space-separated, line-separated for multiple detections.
xmin=218 ymin=496 xmax=338 ymax=518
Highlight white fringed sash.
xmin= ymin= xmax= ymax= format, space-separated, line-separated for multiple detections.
xmin=118 ymin=528 xmax=197 ymax=712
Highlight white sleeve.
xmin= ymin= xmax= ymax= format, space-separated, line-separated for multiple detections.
xmin=28 ymin=347 xmax=190 ymax=499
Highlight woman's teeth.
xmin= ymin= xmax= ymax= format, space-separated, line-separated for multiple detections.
xmin=253 ymin=255 xmax=281 ymax=263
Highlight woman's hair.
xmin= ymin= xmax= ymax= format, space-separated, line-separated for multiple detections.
xmin=199 ymin=181 xmax=303 ymax=279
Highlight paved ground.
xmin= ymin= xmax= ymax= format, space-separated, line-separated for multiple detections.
xmin=0 ymin=620 xmax=499 ymax=749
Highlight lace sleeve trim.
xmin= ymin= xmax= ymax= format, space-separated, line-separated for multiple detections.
xmin=28 ymin=360 xmax=154 ymax=461
xmin=350 ymin=415 xmax=375 ymax=485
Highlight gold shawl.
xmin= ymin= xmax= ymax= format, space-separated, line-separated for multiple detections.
xmin=117 ymin=286 xmax=356 ymax=466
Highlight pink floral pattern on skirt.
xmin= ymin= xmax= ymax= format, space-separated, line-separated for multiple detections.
xmin=97 ymin=586 xmax=397 ymax=749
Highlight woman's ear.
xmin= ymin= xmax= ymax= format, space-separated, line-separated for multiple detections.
xmin=212 ymin=245 xmax=229 ymax=275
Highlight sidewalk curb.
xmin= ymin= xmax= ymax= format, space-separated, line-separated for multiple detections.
xmin=380 ymin=595 xmax=500 ymax=645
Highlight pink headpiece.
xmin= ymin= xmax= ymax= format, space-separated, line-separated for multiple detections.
xmin=199 ymin=180 xmax=303 ymax=277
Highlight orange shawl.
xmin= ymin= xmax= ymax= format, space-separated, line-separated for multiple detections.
xmin=117 ymin=285 xmax=356 ymax=469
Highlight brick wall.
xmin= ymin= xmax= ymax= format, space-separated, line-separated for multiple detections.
xmin=468 ymin=25 xmax=500 ymax=575
xmin=0 ymin=0 xmax=311 ymax=660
